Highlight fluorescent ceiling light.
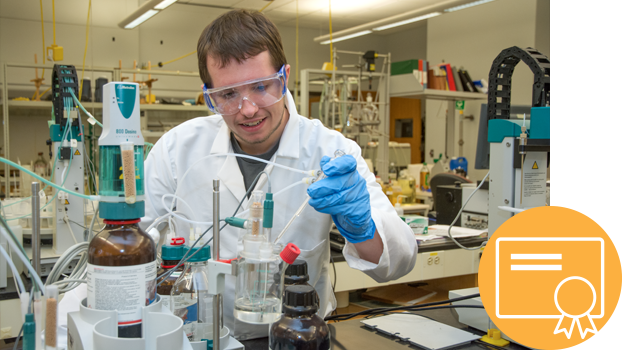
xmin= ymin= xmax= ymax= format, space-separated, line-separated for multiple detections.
xmin=320 ymin=30 xmax=372 ymax=45
xmin=444 ymin=0 xmax=495 ymax=12
xmin=154 ymin=0 xmax=177 ymax=10
xmin=125 ymin=9 xmax=159 ymax=29
xmin=373 ymin=12 xmax=441 ymax=31
xmin=119 ymin=0 xmax=178 ymax=29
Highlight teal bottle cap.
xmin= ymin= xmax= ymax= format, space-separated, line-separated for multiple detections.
xmin=186 ymin=245 xmax=211 ymax=262
xmin=161 ymin=244 xmax=184 ymax=261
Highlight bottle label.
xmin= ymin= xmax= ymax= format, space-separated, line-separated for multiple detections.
xmin=159 ymin=295 xmax=171 ymax=310
xmin=87 ymin=261 xmax=157 ymax=326
xmin=157 ymin=271 xmax=182 ymax=310
xmin=172 ymin=294 xmax=198 ymax=340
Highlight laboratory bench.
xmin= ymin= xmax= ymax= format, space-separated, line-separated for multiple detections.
xmin=329 ymin=235 xmax=486 ymax=299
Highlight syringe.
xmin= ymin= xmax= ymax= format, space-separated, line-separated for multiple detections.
xmin=274 ymin=150 xmax=345 ymax=244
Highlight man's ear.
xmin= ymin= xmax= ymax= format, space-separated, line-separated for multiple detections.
xmin=284 ymin=64 xmax=291 ymax=86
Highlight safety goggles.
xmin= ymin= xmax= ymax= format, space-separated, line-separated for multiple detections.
xmin=203 ymin=65 xmax=287 ymax=115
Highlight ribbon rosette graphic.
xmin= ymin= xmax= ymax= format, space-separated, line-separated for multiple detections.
xmin=553 ymin=276 xmax=598 ymax=339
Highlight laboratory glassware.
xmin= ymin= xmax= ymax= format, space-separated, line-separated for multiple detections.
xmin=87 ymin=219 xmax=157 ymax=338
xmin=171 ymin=245 xmax=214 ymax=341
xmin=269 ymin=285 xmax=331 ymax=350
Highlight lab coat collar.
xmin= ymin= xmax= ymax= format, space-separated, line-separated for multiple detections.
xmin=276 ymin=90 xmax=300 ymax=159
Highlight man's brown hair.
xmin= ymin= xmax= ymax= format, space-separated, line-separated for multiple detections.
xmin=197 ymin=9 xmax=287 ymax=87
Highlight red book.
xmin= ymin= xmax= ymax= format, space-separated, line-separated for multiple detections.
xmin=418 ymin=60 xmax=424 ymax=86
xmin=444 ymin=63 xmax=457 ymax=91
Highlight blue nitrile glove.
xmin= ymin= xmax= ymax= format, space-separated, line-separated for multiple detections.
xmin=307 ymin=155 xmax=376 ymax=244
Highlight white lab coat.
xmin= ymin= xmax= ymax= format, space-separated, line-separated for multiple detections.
xmin=56 ymin=90 xmax=413 ymax=343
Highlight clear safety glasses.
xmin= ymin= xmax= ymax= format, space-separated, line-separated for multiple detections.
xmin=203 ymin=65 xmax=287 ymax=115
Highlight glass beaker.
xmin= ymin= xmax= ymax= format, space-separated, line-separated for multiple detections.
xmin=234 ymin=241 xmax=282 ymax=324
xmin=234 ymin=242 xmax=300 ymax=325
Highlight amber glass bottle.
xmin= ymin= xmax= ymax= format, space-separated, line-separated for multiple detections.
xmin=87 ymin=219 xmax=156 ymax=338
xmin=283 ymin=259 xmax=319 ymax=309
xmin=269 ymin=285 xmax=331 ymax=350
xmin=156 ymin=243 xmax=185 ymax=311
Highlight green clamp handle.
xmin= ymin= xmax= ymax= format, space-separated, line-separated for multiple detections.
xmin=225 ymin=217 xmax=246 ymax=228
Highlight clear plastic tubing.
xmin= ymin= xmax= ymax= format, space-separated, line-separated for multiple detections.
xmin=235 ymin=178 xmax=311 ymax=219
xmin=0 ymin=244 xmax=25 ymax=293
xmin=172 ymin=153 xmax=313 ymax=211
xmin=0 ymin=157 xmax=99 ymax=201
xmin=0 ymin=227 xmax=45 ymax=291
xmin=161 ymin=194 xmax=213 ymax=226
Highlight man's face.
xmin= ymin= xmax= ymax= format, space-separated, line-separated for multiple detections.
xmin=207 ymin=51 xmax=290 ymax=155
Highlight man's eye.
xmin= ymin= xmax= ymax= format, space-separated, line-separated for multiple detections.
xmin=219 ymin=90 xmax=238 ymax=100
xmin=253 ymin=82 xmax=271 ymax=92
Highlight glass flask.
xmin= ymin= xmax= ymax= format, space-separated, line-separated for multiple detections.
xmin=87 ymin=219 xmax=157 ymax=338
xmin=156 ymin=242 xmax=185 ymax=310
xmin=171 ymin=245 xmax=214 ymax=341
xmin=269 ymin=285 xmax=331 ymax=350
xmin=33 ymin=152 xmax=49 ymax=178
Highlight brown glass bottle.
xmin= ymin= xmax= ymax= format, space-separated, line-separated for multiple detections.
xmin=269 ymin=285 xmax=331 ymax=350
xmin=284 ymin=259 xmax=319 ymax=309
xmin=87 ymin=219 xmax=156 ymax=338
xmin=156 ymin=244 xmax=185 ymax=311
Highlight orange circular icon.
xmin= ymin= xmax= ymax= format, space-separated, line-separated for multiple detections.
xmin=478 ymin=206 xmax=622 ymax=349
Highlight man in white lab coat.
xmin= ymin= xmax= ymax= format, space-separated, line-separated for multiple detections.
xmin=141 ymin=9 xmax=417 ymax=340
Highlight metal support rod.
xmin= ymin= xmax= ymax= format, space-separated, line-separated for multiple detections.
xmin=3 ymin=63 xmax=10 ymax=197
xmin=213 ymin=179 xmax=220 ymax=260
xmin=212 ymin=179 xmax=221 ymax=349
xmin=31 ymin=182 xmax=41 ymax=276
xmin=213 ymin=293 xmax=221 ymax=349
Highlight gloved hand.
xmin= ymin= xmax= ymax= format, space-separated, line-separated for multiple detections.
xmin=307 ymin=155 xmax=376 ymax=244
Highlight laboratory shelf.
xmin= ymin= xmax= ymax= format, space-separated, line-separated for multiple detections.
xmin=391 ymin=88 xmax=488 ymax=101
xmin=1 ymin=100 xmax=209 ymax=112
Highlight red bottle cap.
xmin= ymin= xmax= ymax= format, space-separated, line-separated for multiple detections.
xmin=170 ymin=237 xmax=185 ymax=246
xmin=280 ymin=243 xmax=301 ymax=265
xmin=103 ymin=219 xmax=141 ymax=225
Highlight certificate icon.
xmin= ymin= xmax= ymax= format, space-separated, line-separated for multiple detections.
xmin=496 ymin=237 xmax=604 ymax=339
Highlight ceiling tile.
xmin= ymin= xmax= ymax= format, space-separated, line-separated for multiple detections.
xmin=265 ymin=0 xmax=327 ymax=14
xmin=181 ymin=0 xmax=246 ymax=7
xmin=234 ymin=0 xmax=292 ymax=11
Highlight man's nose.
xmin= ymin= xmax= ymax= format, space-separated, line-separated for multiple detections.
xmin=239 ymin=97 xmax=259 ymax=118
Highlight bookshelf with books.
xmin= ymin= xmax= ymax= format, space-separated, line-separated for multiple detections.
xmin=390 ymin=60 xmax=486 ymax=101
